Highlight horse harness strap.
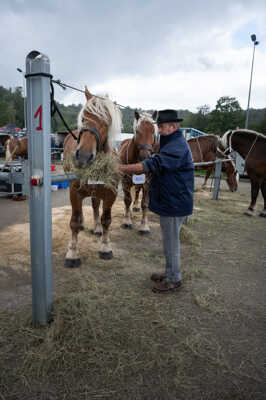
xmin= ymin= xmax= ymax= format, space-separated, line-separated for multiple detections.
xmin=78 ymin=125 xmax=107 ymax=152
xmin=244 ymin=135 xmax=258 ymax=171
xmin=137 ymin=143 xmax=153 ymax=152
xmin=196 ymin=136 xmax=203 ymax=162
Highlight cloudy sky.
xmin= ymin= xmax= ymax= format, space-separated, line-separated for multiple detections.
xmin=1 ymin=0 xmax=266 ymax=112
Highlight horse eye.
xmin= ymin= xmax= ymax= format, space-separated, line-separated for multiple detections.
xmin=82 ymin=117 xmax=85 ymax=123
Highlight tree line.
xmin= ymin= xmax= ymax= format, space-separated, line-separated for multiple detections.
xmin=1 ymin=86 xmax=266 ymax=135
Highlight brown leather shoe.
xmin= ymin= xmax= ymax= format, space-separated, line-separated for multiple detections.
xmin=152 ymin=280 xmax=182 ymax=293
xmin=150 ymin=273 xmax=166 ymax=282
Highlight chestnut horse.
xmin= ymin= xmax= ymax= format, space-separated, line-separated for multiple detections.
xmin=188 ymin=134 xmax=238 ymax=192
xmin=118 ymin=111 xmax=157 ymax=234
xmin=221 ymin=129 xmax=266 ymax=217
xmin=5 ymin=136 xmax=28 ymax=161
xmin=63 ymin=88 xmax=122 ymax=266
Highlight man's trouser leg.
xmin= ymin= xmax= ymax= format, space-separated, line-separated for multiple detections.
xmin=160 ymin=216 xmax=185 ymax=282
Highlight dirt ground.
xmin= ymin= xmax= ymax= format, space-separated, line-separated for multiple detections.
xmin=0 ymin=178 xmax=266 ymax=400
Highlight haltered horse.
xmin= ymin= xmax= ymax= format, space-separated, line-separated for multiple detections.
xmin=118 ymin=111 xmax=157 ymax=234
xmin=63 ymin=88 xmax=122 ymax=266
xmin=5 ymin=136 xmax=28 ymax=161
xmin=188 ymin=134 xmax=238 ymax=191
xmin=221 ymin=129 xmax=266 ymax=217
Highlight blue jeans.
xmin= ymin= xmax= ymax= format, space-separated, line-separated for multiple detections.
xmin=160 ymin=215 xmax=185 ymax=283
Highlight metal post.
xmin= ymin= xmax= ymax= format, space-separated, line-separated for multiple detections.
xmin=212 ymin=159 xmax=222 ymax=200
xmin=25 ymin=51 xmax=53 ymax=325
xmin=245 ymin=35 xmax=259 ymax=129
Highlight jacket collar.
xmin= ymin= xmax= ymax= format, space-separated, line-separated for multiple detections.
xmin=160 ymin=129 xmax=182 ymax=147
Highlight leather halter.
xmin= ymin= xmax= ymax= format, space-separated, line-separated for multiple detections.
xmin=77 ymin=125 xmax=107 ymax=152
xmin=136 ymin=143 xmax=153 ymax=152
xmin=133 ymin=133 xmax=154 ymax=153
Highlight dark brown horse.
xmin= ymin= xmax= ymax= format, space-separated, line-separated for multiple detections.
xmin=221 ymin=129 xmax=266 ymax=217
xmin=5 ymin=136 xmax=28 ymax=161
xmin=118 ymin=111 xmax=157 ymax=234
xmin=188 ymin=134 xmax=238 ymax=191
xmin=63 ymin=88 xmax=122 ymax=266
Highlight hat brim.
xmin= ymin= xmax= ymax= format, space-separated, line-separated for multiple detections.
xmin=154 ymin=118 xmax=183 ymax=124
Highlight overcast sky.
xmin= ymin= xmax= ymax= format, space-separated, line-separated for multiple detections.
xmin=1 ymin=0 xmax=266 ymax=112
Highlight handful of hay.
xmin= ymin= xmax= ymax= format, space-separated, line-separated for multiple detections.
xmin=63 ymin=152 xmax=121 ymax=192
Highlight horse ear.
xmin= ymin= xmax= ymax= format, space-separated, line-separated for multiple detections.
xmin=85 ymin=86 xmax=93 ymax=101
xmin=135 ymin=111 xmax=140 ymax=121
xmin=152 ymin=110 xmax=157 ymax=121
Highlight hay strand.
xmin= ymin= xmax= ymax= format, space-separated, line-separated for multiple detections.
xmin=64 ymin=151 xmax=121 ymax=193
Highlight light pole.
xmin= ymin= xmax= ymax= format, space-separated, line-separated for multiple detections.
xmin=17 ymin=68 xmax=27 ymax=130
xmin=245 ymin=34 xmax=259 ymax=129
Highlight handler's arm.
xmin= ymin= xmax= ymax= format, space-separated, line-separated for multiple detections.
xmin=119 ymin=163 xmax=144 ymax=174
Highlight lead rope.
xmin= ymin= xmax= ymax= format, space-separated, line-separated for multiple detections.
xmin=50 ymin=82 xmax=78 ymax=142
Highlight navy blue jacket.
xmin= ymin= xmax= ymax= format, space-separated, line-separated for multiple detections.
xmin=142 ymin=129 xmax=194 ymax=217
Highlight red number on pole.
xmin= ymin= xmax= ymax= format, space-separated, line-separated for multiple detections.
xmin=34 ymin=105 xmax=42 ymax=131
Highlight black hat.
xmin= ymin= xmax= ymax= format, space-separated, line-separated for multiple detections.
xmin=155 ymin=109 xmax=183 ymax=124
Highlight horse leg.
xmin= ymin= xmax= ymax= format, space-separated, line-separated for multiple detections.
xmin=99 ymin=195 xmax=116 ymax=260
xmin=259 ymin=180 xmax=266 ymax=217
xmin=244 ymin=178 xmax=260 ymax=217
xmin=138 ymin=182 xmax=150 ymax=235
xmin=65 ymin=185 xmax=84 ymax=267
xmin=133 ymin=185 xmax=141 ymax=212
xmin=91 ymin=197 xmax=102 ymax=236
xmin=202 ymin=167 xmax=212 ymax=188
xmin=121 ymin=179 xmax=133 ymax=229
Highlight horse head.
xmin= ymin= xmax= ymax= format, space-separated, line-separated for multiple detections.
xmin=223 ymin=158 xmax=239 ymax=192
xmin=133 ymin=111 xmax=157 ymax=161
xmin=74 ymin=87 xmax=121 ymax=168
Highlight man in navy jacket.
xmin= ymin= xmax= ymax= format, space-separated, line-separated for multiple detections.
xmin=119 ymin=109 xmax=194 ymax=293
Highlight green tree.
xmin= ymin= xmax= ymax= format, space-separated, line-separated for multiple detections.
xmin=254 ymin=116 xmax=266 ymax=135
xmin=208 ymin=96 xmax=245 ymax=134
xmin=189 ymin=104 xmax=211 ymax=132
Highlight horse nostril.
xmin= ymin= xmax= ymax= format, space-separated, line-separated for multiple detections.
xmin=75 ymin=149 xmax=80 ymax=159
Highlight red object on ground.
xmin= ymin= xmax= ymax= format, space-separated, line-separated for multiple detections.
xmin=51 ymin=164 xmax=56 ymax=171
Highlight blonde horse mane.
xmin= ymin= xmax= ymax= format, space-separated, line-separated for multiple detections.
xmin=133 ymin=113 xmax=158 ymax=136
xmin=78 ymin=95 xmax=122 ymax=150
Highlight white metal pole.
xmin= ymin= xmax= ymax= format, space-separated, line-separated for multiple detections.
xmin=25 ymin=51 xmax=53 ymax=325
xmin=212 ymin=159 xmax=222 ymax=200
xmin=245 ymin=40 xmax=258 ymax=129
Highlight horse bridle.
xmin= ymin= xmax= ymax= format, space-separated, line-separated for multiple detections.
xmin=136 ymin=143 xmax=154 ymax=152
xmin=77 ymin=125 xmax=107 ymax=152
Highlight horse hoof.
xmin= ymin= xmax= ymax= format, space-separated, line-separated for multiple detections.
xmin=138 ymin=230 xmax=150 ymax=236
xmin=244 ymin=211 xmax=253 ymax=217
xmin=94 ymin=231 xmax=102 ymax=237
xmin=259 ymin=212 xmax=266 ymax=218
xmin=99 ymin=251 xmax=113 ymax=260
xmin=64 ymin=258 xmax=81 ymax=268
xmin=121 ymin=223 xmax=132 ymax=229
xmin=133 ymin=207 xmax=140 ymax=212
